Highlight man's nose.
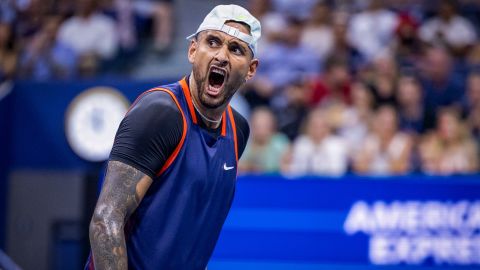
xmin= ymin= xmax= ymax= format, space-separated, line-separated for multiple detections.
xmin=214 ymin=45 xmax=229 ymax=67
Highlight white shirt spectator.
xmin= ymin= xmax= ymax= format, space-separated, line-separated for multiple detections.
xmin=58 ymin=13 xmax=118 ymax=59
xmin=301 ymin=25 xmax=334 ymax=62
xmin=289 ymin=135 xmax=348 ymax=176
xmin=419 ymin=15 xmax=477 ymax=48
xmin=348 ymin=9 xmax=398 ymax=61
xmin=338 ymin=107 xmax=369 ymax=155
xmin=256 ymin=12 xmax=286 ymax=56
xmin=360 ymin=133 xmax=411 ymax=175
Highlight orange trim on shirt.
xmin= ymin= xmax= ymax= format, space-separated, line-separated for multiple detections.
xmin=227 ymin=106 xmax=238 ymax=162
xmin=155 ymin=89 xmax=188 ymax=177
xmin=124 ymin=86 xmax=187 ymax=177
xmin=125 ymin=88 xmax=163 ymax=116
xmin=179 ymin=77 xmax=198 ymax=124
xmin=221 ymin=111 xmax=227 ymax=137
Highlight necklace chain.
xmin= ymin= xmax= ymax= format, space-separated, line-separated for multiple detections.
xmin=190 ymin=95 xmax=223 ymax=124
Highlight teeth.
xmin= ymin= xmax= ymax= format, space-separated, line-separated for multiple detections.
xmin=211 ymin=67 xmax=225 ymax=76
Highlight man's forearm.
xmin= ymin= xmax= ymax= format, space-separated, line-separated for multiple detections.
xmin=90 ymin=211 xmax=128 ymax=269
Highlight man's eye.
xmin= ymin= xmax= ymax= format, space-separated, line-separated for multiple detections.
xmin=208 ymin=39 xmax=219 ymax=47
xmin=231 ymin=46 xmax=244 ymax=55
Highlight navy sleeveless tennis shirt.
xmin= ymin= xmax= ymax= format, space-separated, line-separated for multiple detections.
xmin=86 ymin=78 xmax=242 ymax=270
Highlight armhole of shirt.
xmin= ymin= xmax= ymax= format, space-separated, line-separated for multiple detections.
xmin=153 ymin=88 xmax=188 ymax=177
xmin=227 ymin=106 xmax=239 ymax=163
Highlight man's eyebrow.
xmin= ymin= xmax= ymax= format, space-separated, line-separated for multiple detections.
xmin=203 ymin=30 xmax=252 ymax=56
xmin=228 ymin=40 xmax=248 ymax=51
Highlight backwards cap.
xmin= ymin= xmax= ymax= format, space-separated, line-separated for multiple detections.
xmin=186 ymin=4 xmax=261 ymax=56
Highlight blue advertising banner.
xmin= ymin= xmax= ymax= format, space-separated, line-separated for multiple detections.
xmin=209 ymin=175 xmax=480 ymax=270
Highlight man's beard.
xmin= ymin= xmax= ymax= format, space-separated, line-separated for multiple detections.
xmin=192 ymin=65 xmax=244 ymax=109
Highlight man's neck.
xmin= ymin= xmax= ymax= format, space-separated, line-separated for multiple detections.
xmin=188 ymin=74 xmax=226 ymax=129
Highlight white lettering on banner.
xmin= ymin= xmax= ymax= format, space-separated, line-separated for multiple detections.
xmin=344 ymin=200 xmax=480 ymax=265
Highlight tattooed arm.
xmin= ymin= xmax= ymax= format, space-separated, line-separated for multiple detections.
xmin=88 ymin=90 xmax=183 ymax=268
xmin=89 ymin=160 xmax=153 ymax=269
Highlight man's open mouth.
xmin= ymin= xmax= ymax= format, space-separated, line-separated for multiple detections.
xmin=207 ymin=66 xmax=226 ymax=96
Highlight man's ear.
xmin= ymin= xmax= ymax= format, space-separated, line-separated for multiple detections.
xmin=246 ymin=59 xmax=259 ymax=81
xmin=188 ymin=40 xmax=197 ymax=64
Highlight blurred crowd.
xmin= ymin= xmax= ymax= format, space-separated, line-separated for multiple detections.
xmin=1 ymin=0 xmax=480 ymax=176
xmin=0 ymin=0 xmax=173 ymax=82
xmin=238 ymin=0 xmax=480 ymax=176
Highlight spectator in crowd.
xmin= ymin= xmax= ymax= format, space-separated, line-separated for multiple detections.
xmin=466 ymin=42 xmax=480 ymax=70
xmin=239 ymin=107 xmax=290 ymax=174
xmin=353 ymin=105 xmax=413 ymax=175
xmin=57 ymin=0 xmax=118 ymax=75
xmin=275 ymin=79 xmax=310 ymax=141
xmin=249 ymin=17 xmax=319 ymax=108
xmin=3 ymin=0 xmax=480 ymax=176
xmin=286 ymin=107 xmax=348 ymax=176
xmin=419 ymin=47 xmax=465 ymax=129
xmin=396 ymin=75 xmax=426 ymax=134
xmin=19 ymin=15 xmax=77 ymax=80
xmin=393 ymin=13 xmax=422 ymax=68
xmin=419 ymin=108 xmax=478 ymax=174
xmin=336 ymin=81 xmax=374 ymax=156
xmin=132 ymin=0 xmax=173 ymax=52
xmin=462 ymin=71 xmax=480 ymax=113
xmin=301 ymin=1 xmax=334 ymax=63
xmin=465 ymin=72 xmax=480 ymax=156
xmin=96 ymin=0 xmax=140 ymax=74
xmin=347 ymin=0 xmax=398 ymax=63
xmin=468 ymin=105 xmax=480 ymax=161
xmin=419 ymin=0 xmax=477 ymax=57
xmin=329 ymin=11 xmax=362 ymax=73
xmin=0 ymin=22 xmax=17 ymax=84
xmin=308 ymin=57 xmax=351 ymax=107
xmin=113 ymin=0 xmax=137 ymax=51
xmin=243 ymin=0 xmax=286 ymax=108
xmin=13 ymin=0 xmax=49 ymax=47
xmin=367 ymin=54 xmax=398 ymax=106
xmin=248 ymin=0 xmax=284 ymax=57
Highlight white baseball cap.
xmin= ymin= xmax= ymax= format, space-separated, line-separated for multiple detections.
xmin=186 ymin=4 xmax=261 ymax=56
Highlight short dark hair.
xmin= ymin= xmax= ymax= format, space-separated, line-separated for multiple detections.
xmin=224 ymin=20 xmax=252 ymax=35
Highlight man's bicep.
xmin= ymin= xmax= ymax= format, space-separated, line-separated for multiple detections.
xmin=96 ymin=160 xmax=152 ymax=220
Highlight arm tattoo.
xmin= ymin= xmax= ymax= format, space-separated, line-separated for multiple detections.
xmin=89 ymin=161 xmax=151 ymax=269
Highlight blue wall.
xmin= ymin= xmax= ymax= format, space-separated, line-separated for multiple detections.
xmin=6 ymin=79 xmax=170 ymax=171
xmin=0 ymin=91 xmax=12 ymax=250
